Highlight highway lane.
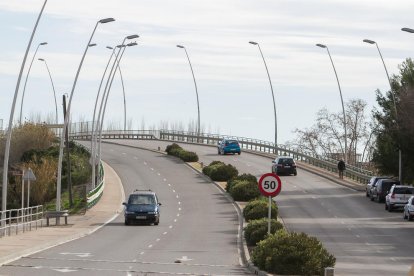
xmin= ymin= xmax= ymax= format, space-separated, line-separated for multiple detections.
xmin=107 ymin=139 xmax=414 ymax=276
xmin=0 ymin=143 xmax=251 ymax=275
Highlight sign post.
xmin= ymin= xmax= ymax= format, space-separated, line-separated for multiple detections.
xmin=258 ymin=173 xmax=282 ymax=234
xmin=23 ymin=168 xmax=36 ymax=208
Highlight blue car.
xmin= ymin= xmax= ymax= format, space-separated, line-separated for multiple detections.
xmin=123 ymin=190 xmax=161 ymax=225
xmin=218 ymin=139 xmax=241 ymax=155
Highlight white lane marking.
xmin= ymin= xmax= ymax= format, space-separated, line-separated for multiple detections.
xmin=347 ymin=228 xmax=352 ymax=231
xmin=356 ymin=235 xmax=360 ymax=238
xmin=390 ymin=257 xmax=396 ymax=262
xmin=163 ymin=232 xmax=167 ymax=235
xmin=150 ymin=168 xmax=154 ymax=171
xmin=168 ymin=184 xmax=171 ymax=187
xmin=341 ymin=221 xmax=345 ymax=224
xmin=60 ymin=252 xmax=91 ymax=258
xmin=176 ymin=195 xmax=179 ymax=198
xmin=178 ymin=202 xmax=181 ymax=205
xmin=122 ymin=153 xmax=126 ymax=155
xmin=163 ymin=178 xmax=166 ymax=182
xmin=177 ymin=214 xmax=180 ymax=217
xmin=178 ymin=208 xmax=181 ymax=211
xmin=53 ymin=268 xmax=77 ymax=273
xmin=172 ymin=190 xmax=176 ymax=193
xmin=174 ymin=219 xmax=177 ymax=222
xmin=156 ymin=238 xmax=160 ymax=242
xmin=148 ymin=244 xmax=153 ymax=248
xmin=140 ymin=252 xmax=144 ymax=255
xmin=312 ymin=196 xmax=316 ymax=199
xmin=144 ymin=162 xmax=147 ymax=165
xmin=169 ymin=225 xmax=173 ymax=229
xmin=157 ymin=173 xmax=160 ymax=176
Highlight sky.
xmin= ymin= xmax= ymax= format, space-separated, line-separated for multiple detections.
xmin=1 ymin=0 xmax=414 ymax=146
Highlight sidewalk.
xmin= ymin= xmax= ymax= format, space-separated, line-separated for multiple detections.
xmin=0 ymin=161 xmax=124 ymax=266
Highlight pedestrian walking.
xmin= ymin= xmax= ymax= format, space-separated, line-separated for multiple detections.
xmin=337 ymin=159 xmax=345 ymax=179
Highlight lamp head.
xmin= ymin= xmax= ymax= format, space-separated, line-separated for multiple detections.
xmin=316 ymin=43 xmax=327 ymax=48
xmin=38 ymin=58 xmax=45 ymax=61
xmin=89 ymin=43 xmax=97 ymax=47
xmin=127 ymin=34 xmax=139 ymax=39
xmin=116 ymin=44 xmax=126 ymax=48
xmin=99 ymin=18 xmax=115 ymax=24
xmin=402 ymin=27 xmax=414 ymax=33
xmin=40 ymin=42 xmax=48 ymax=46
xmin=176 ymin=45 xmax=184 ymax=48
xmin=127 ymin=42 xmax=138 ymax=47
xmin=106 ymin=46 xmax=113 ymax=50
xmin=363 ymin=39 xmax=376 ymax=44
xmin=249 ymin=41 xmax=258 ymax=45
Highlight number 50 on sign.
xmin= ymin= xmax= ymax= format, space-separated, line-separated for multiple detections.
xmin=258 ymin=173 xmax=282 ymax=197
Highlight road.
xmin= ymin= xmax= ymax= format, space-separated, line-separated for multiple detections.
xmin=107 ymin=139 xmax=414 ymax=276
xmin=0 ymin=142 xmax=251 ymax=275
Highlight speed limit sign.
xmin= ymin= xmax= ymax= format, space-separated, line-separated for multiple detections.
xmin=258 ymin=173 xmax=282 ymax=197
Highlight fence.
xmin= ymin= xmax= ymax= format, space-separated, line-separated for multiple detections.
xmin=70 ymin=128 xmax=373 ymax=184
xmin=0 ymin=205 xmax=44 ymax=238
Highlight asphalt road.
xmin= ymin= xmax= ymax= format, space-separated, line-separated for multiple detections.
xmin=0 ymin=143 xmax=251 ymax=275
xmin=107 ymin=139 xmax=414 ymax=276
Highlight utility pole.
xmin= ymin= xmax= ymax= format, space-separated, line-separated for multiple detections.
xmin=62 ymin=95 xmax=73 ymax=207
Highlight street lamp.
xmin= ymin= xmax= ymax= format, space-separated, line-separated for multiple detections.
xmin=38 ymin=58 xmax=58 ymax=124
xmin=363 ymin=38 xmax=401 ymax=181
xmin=316 ymin=43 xmax=348 ymax=164
xmin=176 ymin=44 xmax=201 ymax=141
xmin=92 ymin=35 xmax=138 ymax=188
xmin=19 ymin=41 xmax=48 ymax=125
xmin=2 ymin=0 xmax=48 ymax=232
xmin=401 ymin=27 xmax=414 ymax=33
xmin=56 ymin=17 xmax=115 ymax=212
xmin=249 ymin=41 xmax=278 ymax=151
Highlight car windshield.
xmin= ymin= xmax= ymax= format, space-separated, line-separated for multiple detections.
xmin=128 ymin=194 xmax=155 ymax=205
xmin=225 ymin=140 xmax=238 ymax=145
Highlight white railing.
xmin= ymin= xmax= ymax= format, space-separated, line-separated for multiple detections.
xmin=0 ymin=205 xmax=44 ymax=238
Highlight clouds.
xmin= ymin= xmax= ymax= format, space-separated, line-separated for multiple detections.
xmin=0 ymin=0 xmax=413 ymax=144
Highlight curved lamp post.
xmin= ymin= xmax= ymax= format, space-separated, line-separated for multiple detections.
xmin=249 ymin=41 xmax=278 ymax=150
xmin=2 ymin=0 xmax=48 ymax=230
xmin=176 ymin=45 xmax=201 ymax=141
xmin=363 ymin=38 xmax=401 ymax=181
xmin=316 ymin=43 xmax=347 ymax=163
xmin=56 ymin=17 xmax=115 ymax=212
xmin=19 ymin=41 xmax=48 ymax=125
xmin=38 ymin=58 xmax=58 ymax=124
xmin=92 ymin=35 xmax=138 ymax=188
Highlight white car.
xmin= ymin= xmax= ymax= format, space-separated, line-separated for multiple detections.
xmin=403 ymin=196 xmax=414 ymax=221
xmin=385 ymin=185 xmax=414 ymax=212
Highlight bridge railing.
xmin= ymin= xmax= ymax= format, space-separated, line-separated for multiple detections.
xmin=70 ymin=128 xmax=373 ymax=184
xmin=0 ymin=205 xmax=43 ymax=238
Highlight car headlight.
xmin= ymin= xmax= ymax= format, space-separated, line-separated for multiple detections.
xmin=125 ymin=211 xmax=134 ymax=215
xmin=148 ymin=211 xmax=157 ymax=215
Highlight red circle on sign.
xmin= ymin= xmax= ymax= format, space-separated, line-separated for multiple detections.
xmin=258 ymin=173 xmax=282 ymax=197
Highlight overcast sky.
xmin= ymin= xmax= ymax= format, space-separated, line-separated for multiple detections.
xmin=1 ymin=0 xmax=413 ymax=145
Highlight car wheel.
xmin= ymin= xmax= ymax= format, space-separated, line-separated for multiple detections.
xmin=366 ymin=191 xmax=369 ymax=197
xmin=388 ymin=205 xmax=393 ymax=212
xmin=294 ymin=172 xmax=297 ymax=176
xmin=370 ymin=195 xmax=374 ymax=201
xmin=403 ymin=211 xmax=407 ymax=220
xmin=125 ymin=219 xmax=129 ymax=225
xmin=238 ymin=152 xmax=241 ymax=155
xmin=385 ymin=204 xmax=388 ymax=210
xmin=218 ymin=149 xmax=221 ymax=155
xmin=409 ymin=215 xmax=413 ymax=221
xmin=154 ymin=222 xmax=159 ymax=225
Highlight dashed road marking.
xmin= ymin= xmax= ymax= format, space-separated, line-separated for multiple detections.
xmin=163 ymin=232 xmax=167 ymax=235
xmin=148 ymin=245 xmax=153 ymax=248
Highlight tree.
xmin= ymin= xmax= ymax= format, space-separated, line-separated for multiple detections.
xmin=373 ymin=58 xmax=414 ymax=182
xmin=291 ymin=99 xmax=370 ymax=165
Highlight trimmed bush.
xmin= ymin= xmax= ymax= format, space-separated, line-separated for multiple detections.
xmin=178 ymin=150 xmax=199 ymax=162
xmin=243 ymin=197 xmax=277 ymax=222
xmin=252 ymin=229 xmax=336 ymax=275
xmin=226 ymin=173 xmax=257 ymax=192
xmin=165 ymin=143 xmax=199 ymax=162
xmin=244 ymin=218 xmax=283 ymax=246
xmin=229 ymin=180 xmax=261 ymax=201
xmin=202 ymin=161 xmax=236 ymax=181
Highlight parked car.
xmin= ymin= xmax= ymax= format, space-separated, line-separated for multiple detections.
xmin=403 ymin=196 xmax=414 ymax=221
xmin=218 ymin=139 xmax=241 ymax=155
xmin=123 ymin=190 xmax=161 ymax=225
xmin=370 ymin=179 xmax=400 ymax=203
xmin=385 ymin=185 xmax=414 ymax=211
xmin=271 ymin=156 xmax=297 ymax=176
xmin=366 ymin=176 xmax=391 ymax=197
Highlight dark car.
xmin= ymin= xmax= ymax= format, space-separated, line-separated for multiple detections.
xmin=218 ymin=139 xmax=241 ymax=155
xmin=272 ymin=156 xmax=297 ymax=176
xmin=123 ymin=190 xmax=161 ymax=225
xmin=371 ymin=179 xmax=400 ymax=203
xmin=366 ymin=176 xmax=392 ymax=197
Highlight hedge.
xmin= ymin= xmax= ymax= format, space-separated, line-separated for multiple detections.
xmin=244 ymin=218 xmax=283 ymax=246
xmin=243 ymin=197 xmax=277 ymax=222
xmin=165 ymin=143 xmax=199 ymax=162
xmin=202 ymin=161 xmax=238 ymax=181
xmin=252 ymin=229 xmax=336 ymax=275
xmin=229 ymin=180 xmax=261 ymax=201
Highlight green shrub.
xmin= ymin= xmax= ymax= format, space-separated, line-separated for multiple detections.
xmin=243 ymin=197 xmax=277 ymax=222
xmin=165 ymin=143 xmax=182 ymax=155
xmin=202 ymin=161 xmax=225 ymax=177
xmin=226 ymin=173 xmax=257 ymax=192
xmin=252 ymin=230 xmax=336 ymax=275
xmin=178 ymin=150 xmax=199 ymax=162
xmin=229 ymin=180 xmax=261 ymax=201
xmin=209 ymin=164 xmax=238 ymax=181
xmin=244 ymin=218 xmax=283 ymax=246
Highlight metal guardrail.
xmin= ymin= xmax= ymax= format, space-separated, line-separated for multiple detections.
xmin=0 ymin=205 xmax=43 ymax=238
xmin=70 ymin=129 xmax=373 ymax=184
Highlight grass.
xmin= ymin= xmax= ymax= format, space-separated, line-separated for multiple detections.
xmin=44 ymin=189 xmax=87 ymax=215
